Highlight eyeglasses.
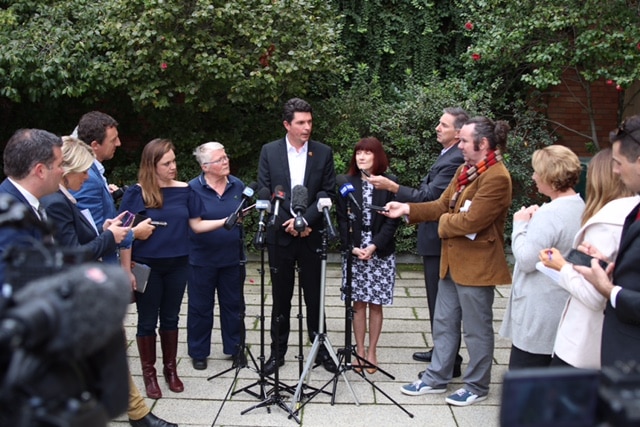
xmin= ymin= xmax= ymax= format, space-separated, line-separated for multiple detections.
xmin=616 ymin=120 xmax=640 ymax=145
xmin=203 ymin=156 xmax=230 ymax=166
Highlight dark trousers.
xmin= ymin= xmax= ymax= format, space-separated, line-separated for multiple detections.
xmin=135 ymin=256 xmax=188 ymax=336
xmin=422 ymin=255 xmax=440 ymax=332
xmin=187 ymin=263 xmax=246 ymax=358
xmin=508 ymin=344 xmax=553 ymax=370
xmin=267 ymin=238 xmax=325 ymax=358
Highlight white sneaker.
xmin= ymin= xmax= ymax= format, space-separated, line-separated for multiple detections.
xmin=400 ymin=380 xmax=447 ymax=396
xmin=445 ymin=388 xmax=488 ymax=406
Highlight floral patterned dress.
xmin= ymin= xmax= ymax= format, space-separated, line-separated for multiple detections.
xmin=342 ymin=180 xmax=396 ymax=305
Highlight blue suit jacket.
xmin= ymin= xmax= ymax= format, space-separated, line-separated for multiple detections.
xmin=69 ymin=162 xmax=117 ymax=231
xmin=40 ymin=190 xmax=117 ymax=261
xmin=257 ymin=138 xmax=336 ymax=248
xmin=395 ymin=147 xmax=464 ymax=256
xmin=0 ymin=179 xmax=45 ymax=285
xmin=602 ymin=201 xmax=640 ymax=365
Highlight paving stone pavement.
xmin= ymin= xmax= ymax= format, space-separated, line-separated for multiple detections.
xmin=109 ymin=259 xmax=512 ymax=427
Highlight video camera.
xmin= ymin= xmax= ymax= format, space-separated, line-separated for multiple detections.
xmin=0 ymin=195 xmax=130 ymax=427
xmin=500 ymin=363 xmax=640 ymax=427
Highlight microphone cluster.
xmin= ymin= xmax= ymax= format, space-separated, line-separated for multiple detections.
xmin=225 ymin=183 xmax=339 ymax=241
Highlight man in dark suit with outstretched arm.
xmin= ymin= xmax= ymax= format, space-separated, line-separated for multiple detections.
xmin=368 ymin=107 xmax=468 ymax=375
xmin=258 ymin=97 xmax=337 ymax=375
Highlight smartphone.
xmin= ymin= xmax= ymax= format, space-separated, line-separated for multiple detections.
xmin=367 ymin=203 xmax=388 ymax=213
xmin=566 ymin=249 xmax=608 ymax=270
xmin=121 ymin=211 xmax=136 ymax=227
xmin=360 ymin=168 xmax=371 ymax=177
xmin=150 ymin=221 xmax=168 ymax=227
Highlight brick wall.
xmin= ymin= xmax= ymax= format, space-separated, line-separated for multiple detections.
xmin=542 ymin=70 xmax=622 ymax=157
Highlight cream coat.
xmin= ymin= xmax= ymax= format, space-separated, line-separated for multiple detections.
xmin=553 ymin=196 xmax=640 ymax=368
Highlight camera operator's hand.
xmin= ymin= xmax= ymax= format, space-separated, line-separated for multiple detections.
xmin=132 ymin=218 xmax=155 ymax=240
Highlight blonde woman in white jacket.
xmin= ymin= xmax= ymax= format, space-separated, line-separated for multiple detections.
xmin=539 ymin=149 xmax=638 ymax=368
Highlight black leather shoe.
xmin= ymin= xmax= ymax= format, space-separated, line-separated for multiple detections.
xmin=418 ymin=363 xmax=461 ymax=379
xmin=129 ymin=412 xmax=178 ymax=427
xmin=192 ymin=358 xmax=207 ymax=370
xmin=263 ymin=356 xmax=285 ymax=376
xmin=315 ymin=353 xmax=339 ymax=373
xmin=412 ymin=350 xmax=433 ymax=362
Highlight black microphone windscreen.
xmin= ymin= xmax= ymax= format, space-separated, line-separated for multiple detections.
xmin=317 ymin=191 xmax=329 ymax=200
xmin=247 ymin=181 xmax=259 ymax=193
xmin=11 ymin=263 xmax=130 ymax=358
xmin=257 ymin=187 xmax=271 ymax=200
xmin=336 ymin=174 xmax=348 ymax=187
xmin=292 ymin=185 xmax=308 ymax=211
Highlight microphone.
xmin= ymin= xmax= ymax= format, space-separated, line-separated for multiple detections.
xmin=253 ymin=187 xmax=271 ymax=248
xmin=337 ymin=175 xmax=361 ymax=211
xmin=268 ymin=184 xmax=286 ymax=227
xmin=316 ymin=191 xmax=337 ymax=240
xmin=291 ymin=185 xmax=308 ymax=233
xmin=0 ymin=193 xmax=54 ymax=234
xmin=0 ymin=263 xmax=130 ymax=359
xmin=223 ymin=182 xmax=258 ymax=231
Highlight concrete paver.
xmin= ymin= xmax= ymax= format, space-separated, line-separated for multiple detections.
xmin=109 ymin=261 xmax=511 ymax=427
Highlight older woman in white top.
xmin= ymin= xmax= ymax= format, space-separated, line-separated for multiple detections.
xmin=539 ymin=149 xmax=638 ymax=368
xmin=500 ymin=145 xmax=585 ymax=369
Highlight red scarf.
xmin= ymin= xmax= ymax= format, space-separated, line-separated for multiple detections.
xmin=449 ymin=149 xmax=503 ymax=209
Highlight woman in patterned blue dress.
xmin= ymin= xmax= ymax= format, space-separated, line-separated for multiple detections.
xmin=336 ymin=137 xmax=400 ymax=372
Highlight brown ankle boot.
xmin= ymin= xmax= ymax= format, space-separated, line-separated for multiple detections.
xmin=136 ymin=335 xmax=162 ymax=399
xmin=159 ymin=329 xmax=184 ymax=393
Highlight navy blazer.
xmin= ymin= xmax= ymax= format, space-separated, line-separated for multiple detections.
xmin=0 ymin=179 xmax=45 ymax=285
xmin=601 ymin=201 xmax=640 ymax=365
xmin=335 ymin=173 xmax=401 ymax=258
xmin=395 ymin=147 xmax=464 ymax=256
xmin=258 ymin=138 xmax=336 ymax=248
xmin=40 ymin=190 xmax=117 ymax=261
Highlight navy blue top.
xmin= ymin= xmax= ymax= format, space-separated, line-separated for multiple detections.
xmin=188 ymin=174 xmax=246 ymax=267
xmin=119 ymin=184 xmax=204 ymax=259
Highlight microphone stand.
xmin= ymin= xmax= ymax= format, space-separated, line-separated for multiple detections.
xmin=240 ymin=205 xmax=298 ymax=422
xmin=289 ymin=220 xmax=358 ymax=414
xmin=231 ymin=207 xmax=275 ymax=401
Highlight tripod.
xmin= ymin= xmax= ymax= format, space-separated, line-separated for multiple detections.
xmin=327 ymin=199 xmax=414 ymax=417
xmin=289 ymin=226 xmax=358 ymax=413
xmin=239 ymin=199 xmax=299 ymax=422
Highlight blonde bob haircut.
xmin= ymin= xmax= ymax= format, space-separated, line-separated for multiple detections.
xmin=61 ymin=136 xmax=95 ymax=176
xmin=531 ymin=145 xmax=581 ymax=192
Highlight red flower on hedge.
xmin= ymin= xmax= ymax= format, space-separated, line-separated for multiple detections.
xmin=160 ymin=62 xmax=168 ymax=70
xmin=606 ymin=79 xmax=614 ymax=86
xmin=465 ymin=21 xmax=474 ymax=31
xmin=471 ymin=53 xmax=481 ymax=61
xmin=616 ymin=84 xmax=624 ymax=92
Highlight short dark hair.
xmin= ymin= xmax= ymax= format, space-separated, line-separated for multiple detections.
xmin=3 ymin=129 xmax=62 ymax=179
xmin=77 ymin=111 xmax=118 ymax=146
xmin=466 ymin=116 xmax=510 ymax=152
xmin=347 ymin=137 xmax=389 ymax=176
xmin=443 ymin=107 xmax=470 ymax=130
xmin=282 ymin=98 xmax=312 ymax=123
xmin=609 ymin=114 xmax=640 ymax=162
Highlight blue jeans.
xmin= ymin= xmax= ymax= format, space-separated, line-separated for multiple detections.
xmin=135 ymin=256 xmax=188 ymax=336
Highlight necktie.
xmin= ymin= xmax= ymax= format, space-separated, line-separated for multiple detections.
xmin=37 ymin=204 xmax=48 ymax=222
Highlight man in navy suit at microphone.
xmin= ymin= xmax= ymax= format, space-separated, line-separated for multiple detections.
xmin=258 ymin=97 xmax=337 ymax=375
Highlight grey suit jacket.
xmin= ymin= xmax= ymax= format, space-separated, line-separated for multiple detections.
xmin=395 ymin=147 xmax=464 ymax=256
